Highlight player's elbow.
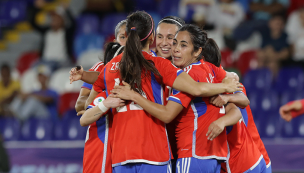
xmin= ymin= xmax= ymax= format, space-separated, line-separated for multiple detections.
xmin=80 ymin=118 xmax=89 ymax=127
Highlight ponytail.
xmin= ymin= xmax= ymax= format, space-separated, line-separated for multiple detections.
xmin=202 ymin=38 xmax=221 ymax=67
xmin=119 ymin=11 xmax=161 ymax=94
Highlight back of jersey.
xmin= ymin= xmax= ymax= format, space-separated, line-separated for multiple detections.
xmin=93 ymin=51 xmax=183 ymax=166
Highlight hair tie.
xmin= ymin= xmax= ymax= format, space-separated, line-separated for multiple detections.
xmin=131 ymin=27 xmax=136 ymax=30
xmin=140 ymin=13 xmax=154 ymax=41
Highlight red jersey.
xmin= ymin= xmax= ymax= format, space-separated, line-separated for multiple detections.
xmin=81 ymin=61 xmax=104 ymax=90
xmin=240 ymin=87 xmax=271 ymax=167
xmin=200 ymin=60 xmax=226 ymax=83
xmin=83 ymin=91 xmax=112 ymax=173
xmin=90 ymin=61 xmax=104 ymax=72
xmin=223 ymin=117 xmax=263 ymax=173
xmin=93 ymin=51 xmax=183 ymax=167
xmin=168 ymin=61 xmax=228 ymax=160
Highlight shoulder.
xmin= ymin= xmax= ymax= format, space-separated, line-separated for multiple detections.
xmin=90 ymin=61 xmax=104 ymax=72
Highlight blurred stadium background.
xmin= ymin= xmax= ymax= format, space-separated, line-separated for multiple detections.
xmin=0 ymin=0 xmax=304 ymax=172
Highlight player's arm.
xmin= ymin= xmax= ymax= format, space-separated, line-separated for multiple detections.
xmin=75 ymin=88 xmax=90 ymax=112
xmin=206 ymin=103 xmax=242 ymax=141
xmin=172 ymin=73 xmax=243 ymax=97
xmin=79 ymin=95 xmax=125 ymax=126
xmin=111 ymin=82 xmax=184 ymax=123
xmin=280 ymin=99 xmax=304 ymax=122
xmin=226 ymin=71 xmax=239 ymax=81
xmin=85 ymin=88 xmax=98 ymax=109
xmin=69 ymin=66 xmax=100 ymax=84
xmin=210 ymin=92 xmax=250 ymax=109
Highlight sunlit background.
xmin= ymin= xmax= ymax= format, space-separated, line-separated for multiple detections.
xmin=0 ymin=0 xmax=304 ymax=172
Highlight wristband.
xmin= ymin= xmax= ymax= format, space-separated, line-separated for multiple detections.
xmin=98 ymin=101 xmax=109 ymax=113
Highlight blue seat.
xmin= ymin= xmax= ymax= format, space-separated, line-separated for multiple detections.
xmin=243 ymin=68 xmax=273 ymax=94
xmin=296 ymin=115 xmax=304 ymax=137
xmin=275 ymin=67 xmax=304 ymax=93
xmin=252 ymin=90 xmax=279 ymax=121
xmin=258 ymin=113 xmax=279 ymax=138
xmin=100 ymin=13 xmax=127 ymax=37
xmin=134 ymin=0 xmax=158 ymax=11
xmin=278 ymin=116 xmax=299 ymax=138
xmin=74 ymin=33 xmax=104 ymax=58
xmin=54 ymin=114 xmax=87 ymax=140
xmin=0 ymin=1 xmax=27 ymax=26
xmin=21 ymin=118 xmax=53 ymax=141
xmin=76 ymin=14 xmax=100 ymax=34
xmin=280 ymin=91 xmax=304 ymax=106
xmin=158 ymin=0 xmax=180 ymax=17
xmin=1 ymin=118 xmax=20 ymax=141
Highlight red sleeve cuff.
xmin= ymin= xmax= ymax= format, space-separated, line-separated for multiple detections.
xmin=288 ymin=99 xmax=304 ymax=118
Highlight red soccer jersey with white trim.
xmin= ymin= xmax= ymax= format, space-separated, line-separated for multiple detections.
xmin=93 ymin=51 xmax=183 ymax=166
xmin=241 ymin=87 xmax=271 ymax=166
xmin=83 ymin=91 xmax=112 ymax=173
xmin=200 ymin=60 xmax=226 ymax=83
xmin=89 ymin=61 xmax=104 ymax=72
xmin=223 ymin=119 xmax=263 ymax=173
xmin=168 ymin=61 xmax=228 ymax=160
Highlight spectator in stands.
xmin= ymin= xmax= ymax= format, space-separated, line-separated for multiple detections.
xmin=10 ymin=65 xmax=58 ymax=122
xmin=179 ymin=0 xmax=245 ymax=50
xmin=0 ymin=64 xmax=20 ymax=117
xmin=257 ymin=13 xmax=290 ymax=75
xmin=29 ymin=0 xmax=76 ymax=68
xmin=286 ymin=6 xmax=304 ymax=68
xmin=233 ymin=0 xmax=289 ymax=41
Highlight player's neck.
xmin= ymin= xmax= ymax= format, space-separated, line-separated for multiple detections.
xmin=142 ymin=44 xmax=150 ymax=52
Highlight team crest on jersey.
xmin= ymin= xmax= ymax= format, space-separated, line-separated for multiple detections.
xmin=183 ymin=65 xmax=192 ymax=74
xmin=93 ymin=97 xmax=105 ymax=106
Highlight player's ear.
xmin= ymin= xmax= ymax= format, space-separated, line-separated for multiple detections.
xmin=194 ymin=47 xmax=202 ymax=57
xmin=113 ymin=39 xmax=117 ymax=42
xmin=148 ymin=32 xmax=155 ymax=45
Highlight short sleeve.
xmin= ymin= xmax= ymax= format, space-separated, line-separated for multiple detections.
xmin=213 ymin=65 xmax=226 ymax=83
xmin=168 ymin=66 xmax=208 ymax=108
xmin=168 ymin=89 xmax=193 ymax=108
xmin=89 ymin=62 xmax=104 ymax=72
xmin=93 ymin=66 xmax=106 ymax=93
xmin=153 ymin=57 xmax=183 ymax=87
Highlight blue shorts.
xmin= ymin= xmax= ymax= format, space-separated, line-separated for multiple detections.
xmin=113 ymin=162 xmax=172 ymax=173
xmin=266 ymin=162 xmax=272 ymax=173
xmin=176 ymin=157 xmax=221 ymax=173
xmin=244 ymin=158 xmax=267 ymax=173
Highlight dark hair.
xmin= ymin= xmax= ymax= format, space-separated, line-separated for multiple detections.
xmin=103 ymin=42 xmax=124 ymax=65
xmin=115 ymin=19 xmax=127 ymax=38
xmin=119 ymin=11 xmax=161 ymax=94
xmin=1 ymin=64 xmax=10 ymax=71
xmin=270 ymin=12 xmax=286 ymax=23
xmin=158 ymin=16 xmax=185 ymax=29
xmin=178 ymin=24 xmax=221 ymax=67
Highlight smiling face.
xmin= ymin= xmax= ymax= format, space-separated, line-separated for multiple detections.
xmin=115 ymin=24 xmax=127 ymax=46
xmin=172 ymin=31 xmax=202 ymax=69
xmin=155 ymin=23 xmax=179 ymax=59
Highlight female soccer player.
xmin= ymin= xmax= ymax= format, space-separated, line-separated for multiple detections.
xmin=80 ymin=92 xmax=124 ymax=173
xmin=110 ymin=24 xmax=242 ymax=173
xmin=74 ymin=19 xmax=127 ymax=112
xmin=78 ymin=44 xmax=124 ymax=173
xmin=89 ymin=11 xmax=243 ymax=173
xmin=153 ymin=16 xmax=185 ymax=58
